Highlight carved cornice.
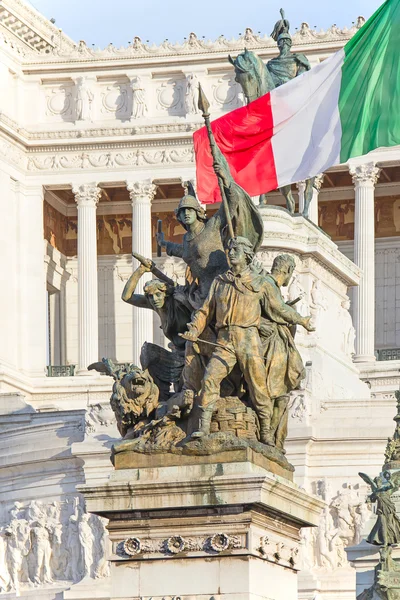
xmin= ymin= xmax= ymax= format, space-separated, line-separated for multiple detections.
xmin=0 ymin=2 xmax=75 ymax=56
xmin=22 ymin=20 xmax=365 ymax=65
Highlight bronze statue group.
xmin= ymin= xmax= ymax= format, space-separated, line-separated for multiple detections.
xmin=121 ymin=146 xmax=314 ymax=452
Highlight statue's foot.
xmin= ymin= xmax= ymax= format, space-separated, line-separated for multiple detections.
xmin=259 ymin=424 xmax=276 ymax=447
xmin=190 ymin=430 xmax=205 ymax=440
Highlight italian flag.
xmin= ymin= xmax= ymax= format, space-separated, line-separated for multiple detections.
xmin=194 ymin=0 xmax=400 ymax=203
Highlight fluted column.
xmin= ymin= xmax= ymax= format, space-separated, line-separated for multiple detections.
xmin=350 ymin=164 xmax=380 ymax=363
xmin=73 ymin=183 xmax=101 ymax=373
xmin=127 ymin=180 xmax=157 ymax=365
xmin=310 ymin=174 xmax=324 ymax=225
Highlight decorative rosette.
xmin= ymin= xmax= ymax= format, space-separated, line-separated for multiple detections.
xmin=165 ymin=535 xmax=186 ymax=554
xmin=209 ymin=533 xmax=230 ymax=552
xmin=123 ymin=537 xmax=141 ymax=556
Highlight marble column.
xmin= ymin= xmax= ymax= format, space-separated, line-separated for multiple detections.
xmin=127 ymin=180 xmax=157 ymax=365
xmin=350 ymin=164 xmax=380 ymax=363
xmin=72 ymin=183 xmax=102 ymax=373
xmin=310 ymin=174 xmax=324 ymax=225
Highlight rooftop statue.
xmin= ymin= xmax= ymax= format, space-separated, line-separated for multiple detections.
xmin=229 ymin=9 xmax=316 ymax=216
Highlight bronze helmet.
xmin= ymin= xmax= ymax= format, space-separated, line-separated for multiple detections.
xmin=175 ymin=182 xmax=206 ymax=223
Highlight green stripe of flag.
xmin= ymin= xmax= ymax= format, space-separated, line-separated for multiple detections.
xmin=339 ymin=0 xmax=400 ymax=162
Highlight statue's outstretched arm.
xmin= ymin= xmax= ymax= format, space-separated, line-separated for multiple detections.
xmin=165 ymin=241 xmax=184 ymax=258
xmin=121 ymin=264 xmax=151 ymax=309
xmin=156 ymin=229 xmax=184 ymax=259
xmin=261 ymin=280 xmax=313 ymax=330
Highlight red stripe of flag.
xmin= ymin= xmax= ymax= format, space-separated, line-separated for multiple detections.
xmin=193 ymin=91 xmax=278 ymax=204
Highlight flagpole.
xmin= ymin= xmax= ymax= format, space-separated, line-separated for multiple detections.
xmin=197 ymin=83 xmax=235 ymax=240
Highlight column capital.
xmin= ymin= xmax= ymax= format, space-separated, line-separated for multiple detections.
xmin=314 ymin=173 xmax=324 ymax=192
xmin=349 ymin=163 xmax=380 ymax=187
xmin=127 ymin=180 xmax=157 ymax=205
xmin=72 ymin=183 xmax=102 ymax=207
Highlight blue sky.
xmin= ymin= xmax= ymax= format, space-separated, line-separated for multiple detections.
xmin=26 ymin=0 xmax=383 ymax=48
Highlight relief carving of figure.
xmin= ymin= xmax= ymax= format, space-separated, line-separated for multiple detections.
xmin=75 ymin=77 xmax=94 ymax=121
xmin=131 ymin=76 xmax=148 ymax=119
xmin=287 ymin=273 xmax=308 ymax=316
xmin=78 ymin=513 xmax=94 ymax=579
xmin=5 ymin=519 xmax=30 ymax=593
xmin=185 ymin=73 xmax=200 ymax=115
xmin=310 ymin=279 xmax=327 ymax=334
xmin=67 ymin=512 xmax=81 ymax=583
xmin=92 ymin=516 xmax=110 ymax=579
xmin=0 ymin=529 xmax=10 ymax=592
xmin=340 ymin=297 xmax=356 ymax=357
xmin=30 ymin=518 xmax=53 ymax=585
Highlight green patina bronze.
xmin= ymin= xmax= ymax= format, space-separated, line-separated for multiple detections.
xmin=229 ymin=9 xmax=315 ymax=216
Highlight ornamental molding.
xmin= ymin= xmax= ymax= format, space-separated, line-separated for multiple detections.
xmin=116 ymin=533 xmax=244 ymax=557
xmin=258 ymin=536 xmax=299 ymax=568
xmin=0 ymin=110 xmax=201 ymax=145
xmin=27 ymin=146 xmax=194 ymax=172
xmin=21 ymin=20 xmax=365 ymax=66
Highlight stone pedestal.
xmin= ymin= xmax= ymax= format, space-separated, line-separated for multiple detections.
xmin=346 ymin=541 xmax=381 ymax=598
xmin=81 ymin=454 xmax=323 ymax=600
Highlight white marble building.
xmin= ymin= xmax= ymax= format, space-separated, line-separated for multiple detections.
xmin=0 ymin=1 xmax=398 ymax=598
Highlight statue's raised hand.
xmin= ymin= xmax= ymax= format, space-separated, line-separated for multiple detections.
xmin=213 ymin=160 xmax=230 ymax=188
xmin=132 ymin=252 xmax=153 ymax=273
xmin=156 ymin=231 xmax=167 ymax=247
